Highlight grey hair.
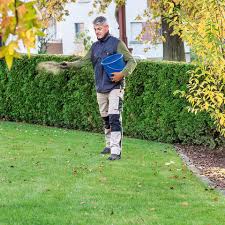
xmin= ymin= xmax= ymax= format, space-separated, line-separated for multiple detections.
xmin=93 ymin=16 xmax=108 ymax=26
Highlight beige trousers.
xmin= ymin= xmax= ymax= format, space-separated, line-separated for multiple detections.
xmin=97 ymin=88 xmax=124 ymax=155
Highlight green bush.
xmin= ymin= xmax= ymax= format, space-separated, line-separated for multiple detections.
xmin=0 ymin=55 xmax=221 ymax=146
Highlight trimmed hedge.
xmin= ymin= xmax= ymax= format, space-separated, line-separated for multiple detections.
xmin=0 ymin=55 xmax=221 ymax=146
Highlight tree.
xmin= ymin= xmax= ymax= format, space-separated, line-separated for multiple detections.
xmin=161 ymin=16 xmax=185 ymax=61
xmin=0 ymin=0 xmax=43 ymax=69
xmin=146 ymin=0 xmax=186 ymax=61
xmin=167 ymin=0 xmax=225 ymax=135
xmin=36 ymin=0 xmax=76 ymax=26
xmin=0 ymin=0 xmax=76 ymax=69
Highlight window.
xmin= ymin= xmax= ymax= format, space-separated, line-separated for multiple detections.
xmin=130 ymin=22 xmax=142 ymax=42
xmin=74 ymin=23 xmax=84 ymax=38
xmin=142 ymin=22 xmax=153 ymax=41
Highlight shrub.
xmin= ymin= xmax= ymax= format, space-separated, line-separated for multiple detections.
xmin=0 ymin=55 xmax=221 ymax=146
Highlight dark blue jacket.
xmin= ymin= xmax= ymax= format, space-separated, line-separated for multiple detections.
xmin=91 ymin=34 xmax=122 ymax=93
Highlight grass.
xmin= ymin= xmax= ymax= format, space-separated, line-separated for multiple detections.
xmin=0 ymin=121 xmax=225 ymax=225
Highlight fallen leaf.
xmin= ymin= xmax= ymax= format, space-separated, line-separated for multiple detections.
xmin=99 ymin=177 xmax=107 ymax=182
xmin=165 ymin=161 xmax=175 ymax=166
xmin=73 ymin=168 xmax=77 ymax=176
xmin=181 ymin=202 xmax=189 ymax=207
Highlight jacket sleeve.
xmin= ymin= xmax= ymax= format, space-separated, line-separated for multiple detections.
xmin=68 ymin=48 xmax=92 ymax=68
xmin=117 ymin=40 xmax=137 ymax=76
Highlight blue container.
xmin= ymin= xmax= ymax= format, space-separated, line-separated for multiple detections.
xmin=101 ymin=53 xmax=125 ymax=77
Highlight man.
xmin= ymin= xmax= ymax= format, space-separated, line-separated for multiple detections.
xmin=60 ymin=16 xmax=137 ymax=160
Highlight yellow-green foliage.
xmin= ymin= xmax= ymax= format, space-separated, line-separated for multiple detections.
xmin=0 ymin=0 xmax=76 ymax=69
xmin=161 ymin=0 xmax=225 ymax=135
xmin=0 ymin=0 xmax=43 ymax=69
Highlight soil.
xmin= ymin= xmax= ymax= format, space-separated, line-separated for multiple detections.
xmin=175 ymin=144 xmax=225 ymax=190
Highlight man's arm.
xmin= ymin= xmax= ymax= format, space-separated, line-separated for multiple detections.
xmin=117 ymin=41 xmax=137 ymax=76
xmin=60 ymin=48 xmax=91 ymax=69
xmin=111 ymin=40 xmax=137 ymax=82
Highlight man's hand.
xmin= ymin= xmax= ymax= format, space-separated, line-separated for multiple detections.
xmin=111 ymin=72 xmax=124 ymax=82
xmin=59 ymin=61 xmax=71 ymax=69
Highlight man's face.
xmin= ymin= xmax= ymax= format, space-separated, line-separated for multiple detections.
xmin=94 ymin=24 xmax=109 ymax=39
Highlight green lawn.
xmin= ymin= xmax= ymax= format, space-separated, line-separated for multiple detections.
xmin=0 ymin=121 xmax=225 ymax=225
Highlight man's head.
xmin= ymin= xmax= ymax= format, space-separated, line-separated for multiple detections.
xmin=93 ymin=16 xmax=109 ymax=40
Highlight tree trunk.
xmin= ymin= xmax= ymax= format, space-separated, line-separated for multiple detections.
xmin=162 ymin=17 xmax=185 ymax=61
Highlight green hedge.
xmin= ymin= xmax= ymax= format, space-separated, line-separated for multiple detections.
xmin=0 ymin=55 xmax=221 ymax=146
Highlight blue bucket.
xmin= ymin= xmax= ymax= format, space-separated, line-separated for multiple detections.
xmin=101 ymin=53 xmax=125 ymax=77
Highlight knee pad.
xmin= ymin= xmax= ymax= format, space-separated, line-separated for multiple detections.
xmin=109 ymin=114 xmax=121 ymax=132
xmin=102 ymin=116 xmax=110 ymax=129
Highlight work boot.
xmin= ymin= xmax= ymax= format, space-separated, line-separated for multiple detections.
xmin=107 ymin=154 xmax=121 ymax=161
xmin=100 ymin=147 xmax=110 ymax=154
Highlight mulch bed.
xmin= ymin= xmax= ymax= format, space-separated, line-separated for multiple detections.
xmin=175 ymin=144 xmax=225 ymax=190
